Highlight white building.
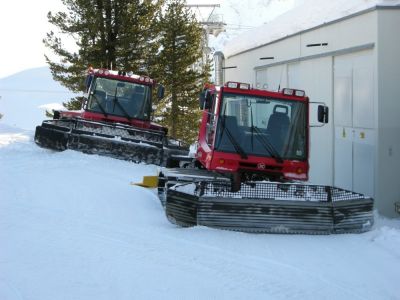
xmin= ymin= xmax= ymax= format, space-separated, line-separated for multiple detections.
xmin=221 ymin=1 xmax=400 ymax=217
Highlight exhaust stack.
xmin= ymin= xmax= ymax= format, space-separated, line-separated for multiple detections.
xmin=214 ymin=51 xmax=225 ymax=86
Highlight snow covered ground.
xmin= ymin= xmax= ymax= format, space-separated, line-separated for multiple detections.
xmin=1 ymin=68 xmax=400 ymax=299
xmin=1 ymin=124 xmax=400 ymax=299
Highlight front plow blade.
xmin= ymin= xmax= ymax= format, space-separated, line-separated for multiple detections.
xmin=164 ymin=181 xmax=374 ymax=234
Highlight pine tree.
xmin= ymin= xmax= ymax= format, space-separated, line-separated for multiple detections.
xmin=44 ymin=0 xmax=163 ymax=109
xmin=155 ymin=0 xmax=210 ymax=143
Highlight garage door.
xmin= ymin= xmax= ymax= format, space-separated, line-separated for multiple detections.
xmin=333 ymin=50 xmax=375 ymax=198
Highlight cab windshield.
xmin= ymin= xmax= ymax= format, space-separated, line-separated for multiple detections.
xmin=87 ymin=77 xmax=152 ymax=120
xmin=215 ymin=92 xmax=307 ymax=161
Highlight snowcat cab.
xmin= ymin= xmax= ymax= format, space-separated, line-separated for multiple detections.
xmin=196 ymin=81 xmax=328 ymax=190
xmin=34 ymin=67 xmax=187 ymax=165
xmin=81 ymin=68 xmax=164 ymax=126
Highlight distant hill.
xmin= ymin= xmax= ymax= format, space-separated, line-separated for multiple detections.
xmin=0 ymin=67 xmax=77 ymax=130
xmin=0 ymin=66 xmax=70 ymax=91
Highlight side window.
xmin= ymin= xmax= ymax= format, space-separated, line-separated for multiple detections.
xmin=206 ymin=93 xmax=217 ymax=146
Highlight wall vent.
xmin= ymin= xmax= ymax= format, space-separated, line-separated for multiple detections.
xmin=307 ymin=43 xmax=328 ymax=47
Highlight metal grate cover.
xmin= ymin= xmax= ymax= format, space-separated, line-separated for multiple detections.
xmin=165 ymin=179 xmax=374 ymax=234
xmin=181 ymin=181 xmax=368 ymax=203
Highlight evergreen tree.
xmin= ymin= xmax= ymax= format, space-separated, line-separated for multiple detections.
xmin=155 ymin=0 xmax=210 ymax=143
xmin=44 ymin=0 xmax=163 ymax=109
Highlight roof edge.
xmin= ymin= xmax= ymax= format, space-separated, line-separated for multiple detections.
xmin=226 ymin=5 xmax=400 ymax=59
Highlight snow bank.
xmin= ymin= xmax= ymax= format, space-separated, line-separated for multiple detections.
xmin=38 ymin=102 xmax=66 ymax=112
xmin=224 ymin=0 xmax=400 ymax=57
xmin=0 ymin=124 xmax=30 ymax=146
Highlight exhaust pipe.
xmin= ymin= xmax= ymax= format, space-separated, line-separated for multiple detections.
xmin=214 ymin=51 xmax=225 ymax=86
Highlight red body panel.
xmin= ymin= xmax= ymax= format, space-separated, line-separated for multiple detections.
xmin=196 ymin=85 xmax=310 ymax=181
xmin=92 ymin=71 xmax=156 ymax=86
xmin=59 ymin=110 xmax=166 ymax=132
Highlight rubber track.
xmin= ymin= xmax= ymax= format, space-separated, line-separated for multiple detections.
xmin=163 ymin=182 xmax=374 ymax=234
xmin=34 ymin=119 xmax=188 ymax=166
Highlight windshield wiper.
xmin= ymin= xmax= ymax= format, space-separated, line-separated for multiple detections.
xmin=251 ymin=125 xmax=283 ymax=163
xmin=218 ymin=115 xmax=248 ymax=159
xmin=225 ymin=127 xmax=248 ymax=159
xmin=112 ymin=85 xmax=133 ymax=121
xmin=91 ymin=94 xmax=108 ymax=117
xmin=248 ymin=102 xmax=283 ymax=163
xmin=113 ymin=97 xmax=133 ymax=121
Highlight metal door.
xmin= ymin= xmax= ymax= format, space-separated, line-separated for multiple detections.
xmin=333 ymin=51 xmax=375 ymax=197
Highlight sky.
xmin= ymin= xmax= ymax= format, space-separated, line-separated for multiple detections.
xmin=0 ymin=0 xmax=223 ymax=79
xmin=0 ymin=0 xmax=66 ymax=79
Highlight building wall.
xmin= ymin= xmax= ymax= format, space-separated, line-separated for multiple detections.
xmin=225 ymin=10 xmax=378 ymax=85
xmin=225 ymin=10 xmax=379 ymax=184
xmin=285 ymin=57 xmax=334 ymax=185
xmin=224 ymin=36 xmax=301 ymax=85
xmin=377 ymin=9 xmax=400 ymax=217
xmin=222 ymin=9 xmax=400 ymax=216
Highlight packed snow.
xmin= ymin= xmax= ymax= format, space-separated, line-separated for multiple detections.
xmin=1 ymin=68 xmax=400 ymax=299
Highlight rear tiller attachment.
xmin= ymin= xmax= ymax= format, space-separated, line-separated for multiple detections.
xmin=160 ymin=180 xmax=374 ymax=234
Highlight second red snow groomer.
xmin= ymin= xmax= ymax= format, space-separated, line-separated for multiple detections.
xmin=196 ymin=81 xmax=327 ymax=189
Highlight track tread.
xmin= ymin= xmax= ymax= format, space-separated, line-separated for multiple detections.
xmin=162 ymin=178 xmax=374 ymax=235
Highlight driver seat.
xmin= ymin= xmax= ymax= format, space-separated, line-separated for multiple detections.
xmin=266 ymin=105 xmax=290 ymax=153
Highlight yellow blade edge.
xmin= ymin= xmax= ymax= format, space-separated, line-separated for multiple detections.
xmin=131 ymin=175 xmax=159 ymax=188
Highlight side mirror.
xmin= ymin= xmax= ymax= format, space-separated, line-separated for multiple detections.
xmin=53 ymin=110 xmax=60 ymax=120
xmin=157 ymin=85 xmax=165 ymax=100
xmin=318 ymin=105 xmax=329 ymax=123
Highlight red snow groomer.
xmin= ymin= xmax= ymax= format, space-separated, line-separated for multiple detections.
xmin=34 ymin=67 xmax=187 ymax=165
xmin=156 ymin=82 xmax=374 ymax=234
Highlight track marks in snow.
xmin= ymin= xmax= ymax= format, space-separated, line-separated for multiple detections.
xmin=0 ymin=280 xmax=23 ymax=300
xmin=155 ymin=230 xmax=365 ymax=300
